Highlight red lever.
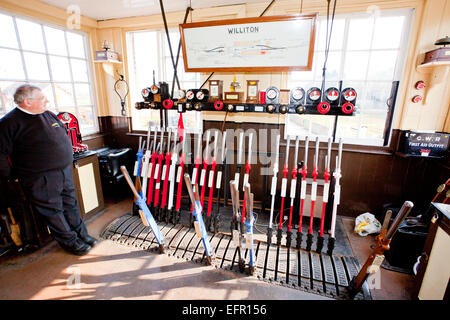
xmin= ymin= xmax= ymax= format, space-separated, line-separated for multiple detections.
xmin=214 ymin=100 xmax=224 ymax=111
xmin=163 ymin=99 xmax=173 ymax=109
xmin=317 ymin=102 xmax=330 ymax=114
xmin=341 ymin=102 xmax=354 ymax=114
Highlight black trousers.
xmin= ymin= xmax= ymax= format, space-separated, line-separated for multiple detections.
xmin=20 ymin=165 xmax=88 ymax=247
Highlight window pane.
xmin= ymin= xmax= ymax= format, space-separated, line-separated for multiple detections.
xmin=74 ymin=83 xmax=91 ymax=105
xmin=44 ymin=26 xmax=67 ymax=56
xmin=0 ymin=48 xmax=25 ymax=79
xmin=372 ymin=16 xmax=405 ymax=49
xmin=0 ymin=81 xmax=22 ymax=115
xmin=167 ymin=110 xmax=203 ymax=133
xmin=164 ymin=31 xmax=180 ymax=55
xmin=133 ymin=31 xmax=159 ymax=82
xmin=367 ymin=50 xmax=397 ymax=81
xmin=335 ymin=113 xmax=361 ymax=139
xmin=16 ymin=18 xmax=45 ymax=53
xmin=360 ymin=81 xmax=392 ymax=111
xmin=71 ymin=58 xmax=88 ymax=82
xmin=0 ymin=14 xmax=19 ymax=48
xmin=48 ymin=55 xmax=71 ymax=82
xmin=57 ymin=106 xmax=76 ymax=117
xmin=182 ymin=81 xmax=200 ymax=91
xmin=286 ymin=114 xmax=335 ymax=138
xmin=316 ymin=18 xmax=345 ymax=51
xmin=54 ymin=83 xmax=74 ymax=107
xmin=290 ymin=69 xmax=314 ymax=82
xmin=314 ymin=51 xmax=342 ymax=81
xmin=336 ymin=112 xmax=386 ymax=141
xmin=128 ymin=31 xmax=159 ymax=131
xmin=78 ymin=106 xmax=95 ymax=129
xmin=66 ymin=32 xmax=85 ymax=58
xmin=177 ymin=110 xmax=203 ymax=134
xmin=23 ymin=52 xmax=50 ymax=80
xmin=132 ymin=109 xmax=160 ymax=130
xmin=343 ymin=51 xmax=369 ymax=80
xmin=347 ymin=17 xmax=374 ymax=50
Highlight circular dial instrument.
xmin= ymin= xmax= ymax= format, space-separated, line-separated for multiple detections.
xmin=343 ymin=88 xmax=357 ymax=102
xmin=141 ymin=88 xmax=150 ymax=98
xmin=176 ymin=90 xmax=186 ymax=99
xmin=150 ymin=85 xmax=159 ymax=94
xmin=266 ymin=88 xmax=278 ymax=100
xmin=196 ymin=90 xmax=205 ymax=101
xmin=326 ymin=88 xmax=339 ymax=102
xmin=292 ymin=88 xmax=304 ymax=101
xmin=186 ymin=90 xmax=195 ymax=100
xmin=309 ymin=89 xmax=321 ymax=101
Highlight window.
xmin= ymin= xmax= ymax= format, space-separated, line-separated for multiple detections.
xmin=126 ymin=29 xmax=202 ymax=132
xmin=286 ymin=9 xmax=413 ymax=146
xmin=0 ymin=11 xmax=98 ymax=135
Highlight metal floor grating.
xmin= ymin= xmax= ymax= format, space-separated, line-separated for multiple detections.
xmin=100 ymin=213 xmax=371 ymax=300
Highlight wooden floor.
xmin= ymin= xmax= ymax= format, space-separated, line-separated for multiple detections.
xmin=0 ymin=196 xmax=415 ymax=300
xmin=341 ymin=216 xmax=416 ymax=300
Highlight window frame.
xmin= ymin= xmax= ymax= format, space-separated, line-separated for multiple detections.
xmin=286 ymin=8 xmax=414 ymax=147
xmin=0 ymin=9 xmax=99 ymax=136
xmin=126 ymin=28 xmax=202 ymax=133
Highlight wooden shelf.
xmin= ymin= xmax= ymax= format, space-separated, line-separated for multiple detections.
xmin=94 ymin=59 xmax=122 ymax=64
xmin=417 ymin=60 xmax=450 ymax=72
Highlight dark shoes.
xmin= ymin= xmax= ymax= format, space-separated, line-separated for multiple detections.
xmin=80 ymin=234 xmax=99 ymax=247
xmin=60 ymin=235 xmax=98 ymax=256
xmin=60 ymin=239 xmax=92 ymax=256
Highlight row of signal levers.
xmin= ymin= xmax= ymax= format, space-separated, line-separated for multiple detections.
xmin=267 ymin=134 xmax=343 ymax=257
xmin=120 ymin=126 xmax=344 ymax=261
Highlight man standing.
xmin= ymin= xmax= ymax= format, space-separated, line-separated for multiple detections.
xmin=0 ymin=84 xmax=97 ymax=255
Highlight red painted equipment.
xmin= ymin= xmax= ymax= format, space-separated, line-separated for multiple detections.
xmin=57 ymin=112 xmax=88 ymax=153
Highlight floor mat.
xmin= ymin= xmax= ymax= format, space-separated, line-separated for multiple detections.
xmin=101 ymin=212 xmax=371 ymax=300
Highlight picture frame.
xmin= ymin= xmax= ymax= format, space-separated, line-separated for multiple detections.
xmin=246 ymin=80 xmax=259 ymax=103
xmin=180 ymin=13 xmax=317 ymax=72
xmin=208 ymin=80 xmax=223 ymax=101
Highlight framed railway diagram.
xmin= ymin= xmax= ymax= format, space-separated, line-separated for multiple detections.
xmin=179 ymin=14 xmax=317 ymax=72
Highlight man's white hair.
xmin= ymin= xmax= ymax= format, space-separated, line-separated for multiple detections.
xmin=13 ymin=84 xmax=41 ymax=105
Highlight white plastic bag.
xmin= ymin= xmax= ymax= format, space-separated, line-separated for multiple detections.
xmin=354 ymin=213 xmax=382 ymax=236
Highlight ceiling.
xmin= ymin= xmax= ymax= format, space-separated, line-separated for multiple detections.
xmin=39 ymin=0 xmax=267 ymax=21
